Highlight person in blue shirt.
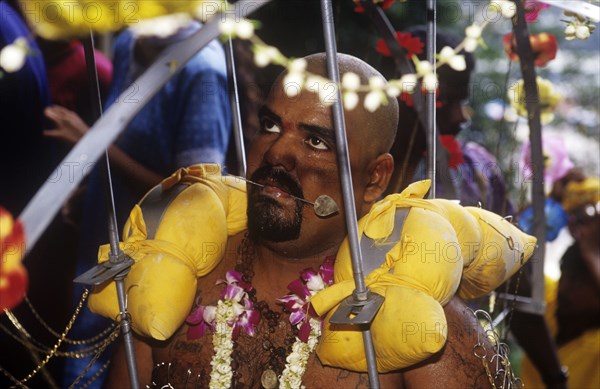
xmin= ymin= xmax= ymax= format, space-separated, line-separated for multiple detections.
xmin=44 ymin=20 xmax=232 ymax=388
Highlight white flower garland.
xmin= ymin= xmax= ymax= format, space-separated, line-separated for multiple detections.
xmin=208 ymin=300 xmax=237 ymax=389
xmin=279 ymin=318 xmax=322 ymax=389
xmin=207 ymin=304 xmax=323 ymax=389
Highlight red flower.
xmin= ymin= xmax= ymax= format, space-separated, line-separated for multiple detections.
xmin=0 ymin=207 xmax=28 ymax=312
xmin=354 ymin=0 xmax=395 ymax=13
xmin=375 ymin=32 xmax=424 ymax=58
xmin=525 ymin=0 xmax=550 ymax=23
xmin=399 ymin=88 xmax=443 ymax=108
xmin=439 ymin=135 xmax=464 ymax=169
xmin=503 ymin=32 xmax=558 ymax=67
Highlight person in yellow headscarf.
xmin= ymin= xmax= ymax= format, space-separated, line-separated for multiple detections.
xmin=521 ymin=176 xmax=600 ymax=388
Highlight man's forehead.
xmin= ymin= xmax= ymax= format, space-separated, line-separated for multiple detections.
xmin=266 ymin=84 xmax=332 ymax=121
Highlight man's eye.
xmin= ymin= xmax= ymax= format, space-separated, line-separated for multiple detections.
xmin=261 ymin=118 xmax=281 ymax=133
xmin=306 ymin=136 xmax=329 ymax=150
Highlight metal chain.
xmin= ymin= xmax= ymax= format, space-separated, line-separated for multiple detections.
xmin=67 ymin=326 xmax=120 ymax=389
xmin=23 ymin=295 xmax=117 ymax=345
xmin=16 ymin=289 xmax=89 ymax=385
xmin=0 ymin=323 xmax=114 ymax=358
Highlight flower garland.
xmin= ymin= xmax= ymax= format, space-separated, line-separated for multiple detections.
xmin=186 ymin=258 xmax=334 ymax=389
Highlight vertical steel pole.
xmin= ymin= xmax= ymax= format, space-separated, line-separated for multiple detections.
xmin=224 ymin=37 xmax=247 ymax=176
xmin=512 ymin=0 xmax=546 ymax=314
xmin=426 ymin=0 xmax=437 ymax=199
xmin=319 ymin=1 xmax=380 ymax=387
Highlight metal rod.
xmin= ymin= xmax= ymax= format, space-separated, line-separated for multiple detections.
xmin=512 ymin=0 xmax=546 ymax=314
xmin=115 ymin=275 xmax=139 ymax=389
xmin=224 ymin=36 xmax=247 ymax=176
xmin=82 ymin=32 xmax=139 ymax=387
xmin=426 ymin=0 xmax=437 ymax=198
xmin=81 ymin=34 xmax=121 ymax=256
xmin=320 ymin=1 xmax=380 ymax=387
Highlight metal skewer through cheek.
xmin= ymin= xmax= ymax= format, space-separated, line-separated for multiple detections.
xmin=243 ymin=179 xmax=339 ymax=217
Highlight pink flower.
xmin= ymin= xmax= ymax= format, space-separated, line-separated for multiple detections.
xmin=232 ymin=298 xmax=260 ymax=338
xmin=525 ymin=0 xmax=550 ymax=23
xmin=279 ymin=260 xmax=335 ymax=342
xmin=186 ymin=304 xmax=216 ymax=340
xmin=217 ymin=270 xmax=253 ymax=302
xmin=186 ymin=270 xmax=259 ymax=340
xmin=520 ymin=134 xmax=574 ymax=186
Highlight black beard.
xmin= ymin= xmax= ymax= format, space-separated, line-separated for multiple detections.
xmin=247 ymin=166 xmax=304 ymax=243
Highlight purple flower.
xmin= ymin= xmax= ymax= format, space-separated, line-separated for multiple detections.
xmin=278 ymin=261 xmax=335 ymax=343
xmin=186 ymin=304 xmax=216 ymax=340
xmin=233 ymin=298 xmax=261 ymax=338
xmin=217 ymin=270 xmax=253 ymax=302
xmin=187 ymin=269 xmax=260 ymax=340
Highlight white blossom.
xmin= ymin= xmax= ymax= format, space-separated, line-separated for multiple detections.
xmin=415 ymin=60 xmax=432 ymax=77
xmin=219 ymin=19 xmax=236 ymax=35
xmin=465 ymin=24 xmax=482 ymax=39
xmin=399 ymin=74 xmax=418 ymax=94
xmin=448 ymin=55 xmax=466 ymax=71
xmin=283 ymin=73 xmax=305 ymax=97
xmin=342 ymin=71 xmax=361 ymax=91
xmin=343 ymin=91 xmax=359 ymax=110
xmin=364 ymin=91 xmax=383 ymax=112
xmin=464 ymin=37 xmax=478 ymax=53
xmin=492 ymin=0 xmax=516 ymax=19
xmin=438 ymin=46 xmax=454 ymax=63
xmin=368 ymin=75 xmax=386 ymax=90
xmin=438 ymin=46 xmax=466 ymax=71
xmin=254 ymin=46 xmax=280 ymax=68
xmin=0 ymin=37 xmax=28 ymax=73
xmin=289 ymin=58 xmax=308 ymax=74
xmin=236 ymin=19 xmax=255 ymax=39
xmin=575 ymin=25 xmax=591 ymax=40
xmin=423 ymin=72 xmax=438 ymax=92
xmin=386 ymin=83 xmax=401 ymax=98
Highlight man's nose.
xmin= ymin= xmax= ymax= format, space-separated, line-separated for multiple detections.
xmin=263 ymin=133 xmax=297 ymax=172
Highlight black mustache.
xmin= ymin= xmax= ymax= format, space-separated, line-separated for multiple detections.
xmin=249 ymin=166 xmax=304 ymax=200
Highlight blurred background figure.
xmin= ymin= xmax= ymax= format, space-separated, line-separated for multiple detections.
xmin=520 ymin=176 xmax=600 ymax=388
xmin=0 ymin=0 xmax=52 ymax=215
xmin=0 ymin=1 xmax=62 ymax=387
xmin=384 ymin=26 xmax=515 ymax=216
xmin=37 ymin=37 xmax=113 ymax=126
xmin=43 ymin=18 xmax=232 ymax=388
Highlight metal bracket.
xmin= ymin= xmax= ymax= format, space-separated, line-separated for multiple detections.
xmin=496 ymin=292 xmax=546 ymax=315
xmin=73 ymin=251 xmax=134 ymax=286
xmin=329 ymin=290 xmax=384 ymax=326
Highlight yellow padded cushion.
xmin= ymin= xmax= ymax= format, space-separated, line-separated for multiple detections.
xmin=313 ymin=180 xmax=535 ymax=372
xmin=88 ymin=164 xmax=247 ymax=340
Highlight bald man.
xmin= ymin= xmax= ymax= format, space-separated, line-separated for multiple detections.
xmin=105 ymin=53 xmax=500 ymax=388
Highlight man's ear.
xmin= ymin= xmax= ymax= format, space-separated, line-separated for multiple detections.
xmin=364 ymin=153 xmax=394 ymax=204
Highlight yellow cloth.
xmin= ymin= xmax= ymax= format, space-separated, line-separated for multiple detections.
xmin=562 ymin=176 xmax=600 ymax=212
xmin=88 ymin=164 xmax=247 ymax=340
xmin=520 ymin=277 xmax=600 ymax=388
xmin=313 ymin=180 xmax=536 ymax=372
xmin=24 ymin=1 xmax=213 ymax=39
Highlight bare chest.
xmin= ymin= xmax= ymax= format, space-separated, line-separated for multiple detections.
xmin=148 ymin=237 xmax=402 ymax=388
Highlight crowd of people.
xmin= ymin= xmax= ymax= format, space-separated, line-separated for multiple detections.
xmin=1 ymin=1 xmax=598 ymax=388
